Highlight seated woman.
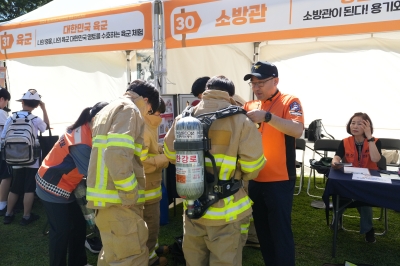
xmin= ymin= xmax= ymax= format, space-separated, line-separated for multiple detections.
xmin=331 ymin=112 xmax=382 ymax=243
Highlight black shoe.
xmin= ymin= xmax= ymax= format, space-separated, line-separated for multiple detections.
xmin=245 ymin=240 xmax=260 ymax=248
xmin=155 ymin=245 xmax=169 ymax=256
xmin=365 ymin=228 xmax=376 ymax=243
xmin=85 ymin=237 xmax=102 ymax=254
xmin=4 ymin=214 xmax=15 ymax=224
xmin=0 ymin=206 xmax=7 ymax=216
xmin=19 ymin=213 xmax=40 ymax=226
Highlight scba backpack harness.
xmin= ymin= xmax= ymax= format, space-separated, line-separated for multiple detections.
xmin=173 ymin=105 xmax=247 ymax=219
xmin=2 ymin=112 xmax=40 ymax=166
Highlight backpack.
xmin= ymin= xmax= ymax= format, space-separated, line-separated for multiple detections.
xmin=169 ymin=235 xmax=186 ymax=266
xmin=2 ymin=112 xmax=40 ymax=166
xmin=307 ymin=119 xmax=322 ymax=142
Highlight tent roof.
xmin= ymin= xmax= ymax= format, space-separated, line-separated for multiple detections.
xmin=3 ymin=0 xmax=153 ymax=24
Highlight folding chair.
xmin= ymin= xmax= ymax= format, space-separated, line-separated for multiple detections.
xmin=338 ymin=156 xmax=388 ymax=235
xmin=307 ymin=139 xmax=341 ymax=198
xmin=379 ymin=138 xmax=400 ymax=168
xmin=294 ymin=138 xmax=306 ymax=195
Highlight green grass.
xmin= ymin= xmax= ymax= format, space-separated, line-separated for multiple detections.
xmin=2 ymin=176 xmax=400 ymax=266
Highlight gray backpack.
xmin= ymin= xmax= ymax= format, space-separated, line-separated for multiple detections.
xmin=2 ymin=112 xmax=40 ymax=166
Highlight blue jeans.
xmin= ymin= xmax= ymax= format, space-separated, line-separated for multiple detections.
xmin=338 ymin=206 xmax=373 ymax=234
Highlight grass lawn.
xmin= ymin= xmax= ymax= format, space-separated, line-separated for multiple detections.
xmin=1 ymin=176 xmax=399 ymax=266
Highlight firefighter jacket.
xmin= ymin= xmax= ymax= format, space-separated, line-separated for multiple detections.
xmin=86 ymin=91 xmax=146 ymax=209
xmin=37 ymin=123 xmax=92 ymax=199
xmin=343 ymin=136 xmax=379 ymax=170
xmin=163 ymin=90 xmax=266 ymax=226
xmin=141 ymin=115 xmax=169 ymax=205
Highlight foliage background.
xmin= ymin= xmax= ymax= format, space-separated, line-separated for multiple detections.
xmin=0 ymin=0 xmax=52 ymax=22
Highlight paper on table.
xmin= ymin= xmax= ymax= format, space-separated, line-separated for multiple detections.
xmin=380 ymin=173 xmax=400 ymax=180
xmin=352 ymin=173 xmax=392 ymax=184
xmin=344 ymin=167 xmax=370 ymax=175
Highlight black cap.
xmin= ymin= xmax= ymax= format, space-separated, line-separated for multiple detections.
xmin=243 ymin=61 xmax=278 ymax=81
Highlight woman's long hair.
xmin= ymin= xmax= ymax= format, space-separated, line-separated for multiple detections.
xmin=68 ymin=102 xmax=108 ymax=131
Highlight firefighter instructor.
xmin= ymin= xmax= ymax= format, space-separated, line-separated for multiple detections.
xmin=244 ymin=61 xmax=304 ymax=266
xmin=164 ymin=75 xmax=266 ymax=266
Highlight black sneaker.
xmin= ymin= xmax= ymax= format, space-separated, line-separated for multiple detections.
xmin=85 ymin=237 xmax=102 ymax=254
xmin=155 ymin=245 xmax=169 ymax=256
xmin=0 ymin=206 xmax=7 ymax=216
xmin=4 ymin=214 xmax=15 ymax=224
xmin=245 ymin=240 xmax=260 ymax=248
xmin=365 ymin=227 xmax=376 ymax=243
xmin=19 ymin=213 xmax=40 ymax=226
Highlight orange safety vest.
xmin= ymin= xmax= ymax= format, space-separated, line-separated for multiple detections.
xmin=36 ymin=123 xmax=92 ymax=199
xmin=343 ymin=137 xmax=378 ymax=170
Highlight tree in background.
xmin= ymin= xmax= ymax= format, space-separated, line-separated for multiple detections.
xmin=0 ymin=0 xmax=52 ymax=22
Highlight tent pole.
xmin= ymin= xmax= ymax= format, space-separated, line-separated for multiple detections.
xmin=160 ymin=1 xmax=166 ymax=94
xmin=126 ymin=50 xmax=132 ymax=85
xmin=154 ymin=0 xmax=161 ymax=93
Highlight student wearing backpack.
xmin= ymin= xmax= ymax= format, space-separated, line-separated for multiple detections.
xmin=36 ymin=101 xmax=108 ymax=266
xmin=2 ymin=89 xmax=49 ymax=225
xmin=0 ymin=87 xmax=12 ymax=216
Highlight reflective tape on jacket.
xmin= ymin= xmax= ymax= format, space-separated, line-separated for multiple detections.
xmin=205 ymin=154 xmax=236 ymax=181
xmin=238 ymin=154 xmax=266 ymax=173
xmin=184 ymin=195 xmax=252 ymax=222
xmin=140 ymin=148 xmax=149 ymax=161
xmin=241 ymin=222 xmax=250 ymax=234
xmin=93 ymin=133 xmax=142 ymax=157
xmin=91 ymin=133 xmax=143 ymax=204
xmin=144 ymin=186 xmax=162 ymax=201
xmin=87 ymin=187 xmax=123 ymax=206
xmin=164 ymin=144 xmax=176 ymax=160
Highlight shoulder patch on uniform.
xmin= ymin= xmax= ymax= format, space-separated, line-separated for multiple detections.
xmin=289 ymin=101 xmax=302 ymax=116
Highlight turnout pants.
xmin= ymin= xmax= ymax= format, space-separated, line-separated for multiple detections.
xmin=183 ymin=215 xmax=250 ymax=266
xmin=96 ymin=205 xmax=148 ymax=266
xmin=143 ymin=201 xmax=161 ymax=265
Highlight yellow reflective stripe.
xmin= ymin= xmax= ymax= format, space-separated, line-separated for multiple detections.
xmin=164 ymin=144 xmax=176 ymax=160
xmin=137 ymin=189 xmax=145 ymax=203
xmin=87 ymin=187 xmax=122 ymax=206
xmin=239 ymin=155 xmax=266 ymax=173
xmin=93 ymin=133 xmax=142 ymax=156
xmin=140 ymin=148 xmax=149 ymax=161
xmin=114 ymin=174 xmax=137 ymax=192
xmin=241 ymin=222 xmax=250 ymax=234
xmin=144 ymin=186 xmax=162 ymax=201
xmin=95 ymin=147 xmax=108 ymax=190
xmin=205 ymin=154 xmax=237 ymax=181
xmin=199 ymin=195 xmax=252 ymax=222
xmin=149 ymin=249 xmax=157 ymax=260
xmin=250 ymin=216 xmax=254 ymax=222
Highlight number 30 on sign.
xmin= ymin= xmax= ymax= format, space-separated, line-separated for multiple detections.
xmin=174 ymin=11 xmax=202 ymax=35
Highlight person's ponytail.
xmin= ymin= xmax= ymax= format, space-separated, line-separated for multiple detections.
xmin=67 ymin=101 xmax=108 ymax=131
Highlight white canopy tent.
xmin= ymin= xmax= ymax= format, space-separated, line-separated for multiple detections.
xmin=260 ymin=32 xmax=400 ymax=139
xmin=1 ymin=0 xmax=400 ymax=140
xmin=0 ymin=0 xmax=254 ymax=135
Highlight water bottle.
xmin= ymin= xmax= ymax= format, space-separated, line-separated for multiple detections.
xmin=33 ymin=139 xmax=41 ymax=159
xmin=74 ymin=179 xmax=96 ymax=229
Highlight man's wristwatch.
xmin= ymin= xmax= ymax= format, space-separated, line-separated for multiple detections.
xmin=264 ymin=111 xmax=272 ymax=123
xmin=367 ymin=137 xmax=375 ymax=142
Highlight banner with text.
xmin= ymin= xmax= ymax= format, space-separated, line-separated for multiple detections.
xmin=0 ymin=3 xmax=152 ymax=59
xmin=164 ymin=0 xmax=400 ymax=48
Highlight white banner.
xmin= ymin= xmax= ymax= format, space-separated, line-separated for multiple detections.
xmin=165 ymin=0 xmax=400 ymax=48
